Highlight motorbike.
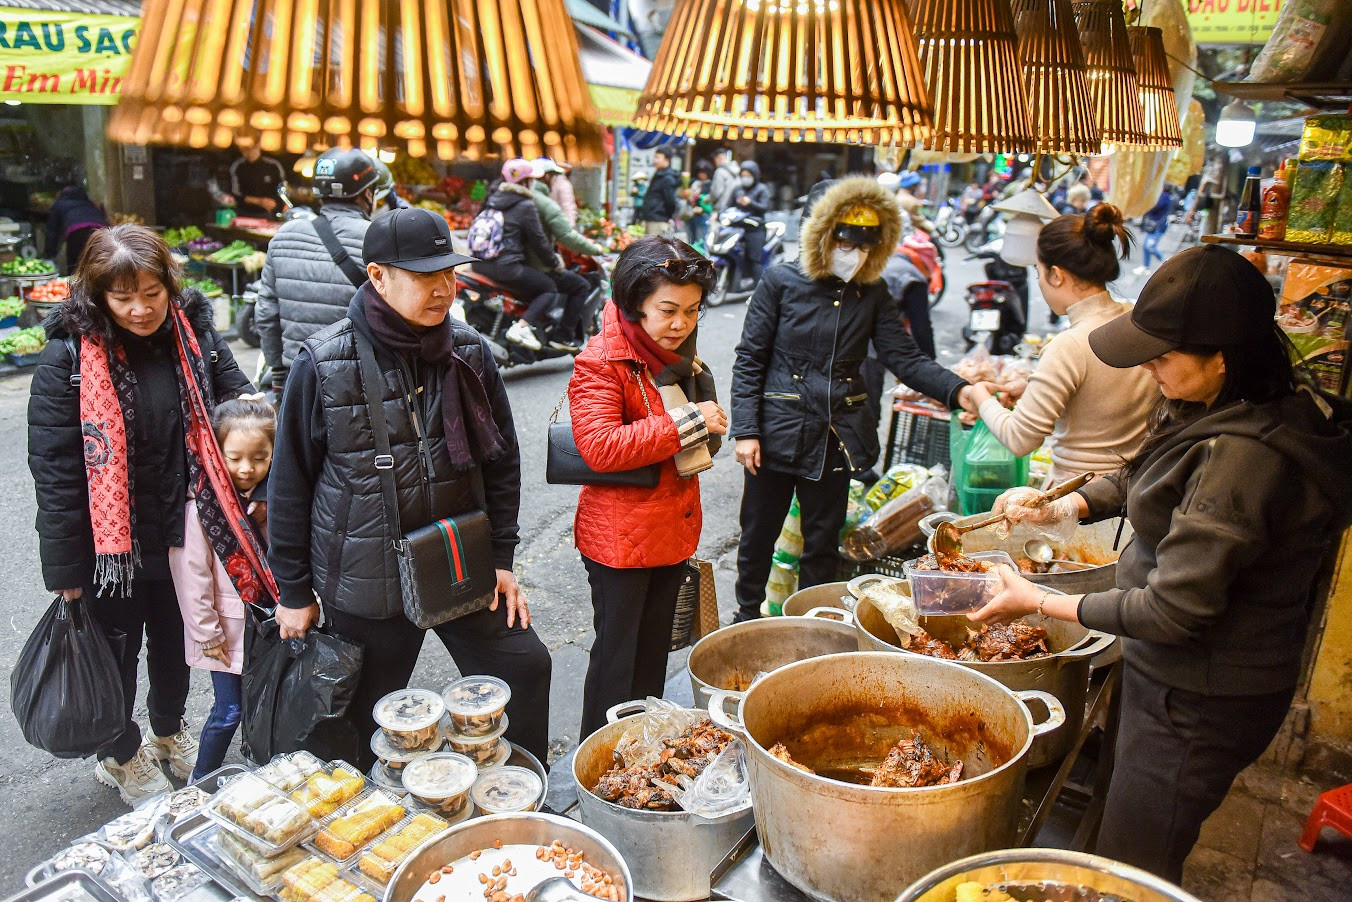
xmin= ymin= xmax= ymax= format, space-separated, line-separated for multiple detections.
xmin=963 ymin=204 xmax=1004 ymax=252
xmin=706 ymin=207 xmax=787 ymax=307
xmin=932 ymin=198 xmax=968 ymax=249
xmin=455 ymin=251 xmax=610 ymax=369
xmin=961 ymin=240 xmax=1028 ymax=355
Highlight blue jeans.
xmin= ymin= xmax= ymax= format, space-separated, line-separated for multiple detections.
xmin=1143 ymin=228 xmax=1166 ymax=267
xmin=191 ymin=671 xmax=242 ymax=783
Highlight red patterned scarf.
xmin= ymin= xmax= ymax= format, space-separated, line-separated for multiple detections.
xmin=79 ymin=304 xmax=278 ymax=603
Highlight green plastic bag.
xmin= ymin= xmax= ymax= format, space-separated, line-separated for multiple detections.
xmin=951 ymin=419 xmax=1029 ymax=515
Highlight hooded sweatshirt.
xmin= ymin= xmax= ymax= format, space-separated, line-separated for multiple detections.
xmin=1076 ymin=389 xmax=1352 ymax=696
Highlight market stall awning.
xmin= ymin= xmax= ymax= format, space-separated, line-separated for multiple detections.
xmin=0 ymin=2 xmax=140 ymax=105
xmin=577 ymin=24 xmax=649 ymax=129
xmin=0 ymin=1 xmax=138 ymax=12
xmin=566 ymin=0 xmax=635 ymax=39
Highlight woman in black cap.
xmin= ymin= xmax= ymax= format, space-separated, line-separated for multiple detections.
xmin=969 ymin=244 xmax=1352 ymax=882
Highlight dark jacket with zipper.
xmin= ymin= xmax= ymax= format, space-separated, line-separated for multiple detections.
xmin=730 ymin=162 xmax=771 ymax=221
xmin=475 ymin=183 xmax=555 ymax=269
xmin=731 ymin=177 xmax=966 ymax=478
xmin=28 ymin=289 xmax=252 ymax=592
xmin=268 ymin=287 xmax=521 ymax=618
xmin=638 ymin=167 xmax=682 ymax=222
xmin=1077 ymin=389 xmax=1352 ymax=696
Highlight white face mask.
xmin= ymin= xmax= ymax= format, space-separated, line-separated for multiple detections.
xmin=831 ymin=246 xmax=864 ymax=282
xmin=740 ymin=175 xmax=755 ymax=188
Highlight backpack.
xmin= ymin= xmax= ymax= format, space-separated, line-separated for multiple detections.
xmin=467 ymin=208 xmax=505 ymax=259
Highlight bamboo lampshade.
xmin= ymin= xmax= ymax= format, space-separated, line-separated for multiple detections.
xmin=1010 ymin=0 xmax=1100 ymax=155
xmin=1072 ymin=0 xmax=1146 ymax=148
xmin=908 ymin=0 xmax=1037 ymax=154
xmin=108 ymin=0 xmax=606 ymax=163
xmin=1127 ymin=25 xmax=1183 ymax=150
xmin=633 ymin=0 xmax=933 ymax=145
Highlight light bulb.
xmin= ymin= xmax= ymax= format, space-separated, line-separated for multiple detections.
xmin=1216 ymin=98 xmax=1256 ymax=148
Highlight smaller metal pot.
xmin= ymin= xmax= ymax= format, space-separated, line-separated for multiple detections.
xmin=687 ymin=609 xmax=858 ymax=700
xmin=781 ymin=581 xmax=854 ymax=617
xmin=895 ymin=848 xmax=1204 ymax=902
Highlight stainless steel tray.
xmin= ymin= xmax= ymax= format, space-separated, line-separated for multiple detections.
xmin=4 ymin=870 xmax=122 ymax=902
xmin=164 ymin=813 xmax=257 ymax=901
xmin=710 ymin=828 xmax=812 ymax=902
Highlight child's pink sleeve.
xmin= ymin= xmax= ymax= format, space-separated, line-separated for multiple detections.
xmin=168 ymin=502 xmax=225 ymax=648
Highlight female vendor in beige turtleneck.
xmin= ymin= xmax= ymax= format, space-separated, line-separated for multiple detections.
xmin=967 ymin=204 xmax=1157 ymax=482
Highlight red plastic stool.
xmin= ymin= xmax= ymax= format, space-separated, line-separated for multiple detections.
xmin=1299 ymin=782 xmax=1352 ymax=853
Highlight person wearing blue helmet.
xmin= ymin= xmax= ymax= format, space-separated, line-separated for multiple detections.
xmin=894 ymin=170 xmax=931 ymax=235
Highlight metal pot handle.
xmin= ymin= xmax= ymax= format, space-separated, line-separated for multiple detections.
xmin=805 ymin=605 xmax=856 ymax=625
xmin=1056 ymin=630 xmax=1117 ymax=661
xmin=1015 ymin=689 xmax=1066 ymax=738
xmin=605 ymin=700 xmax=649 ymax=724
xmin=706 ymin=689 xmax=748 ymax=736
xmin=847 ymin=574 xmax=906 ymax=599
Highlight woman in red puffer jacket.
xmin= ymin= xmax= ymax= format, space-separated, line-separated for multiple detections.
xmin=569 ymin=236 xmax=727 ymax=736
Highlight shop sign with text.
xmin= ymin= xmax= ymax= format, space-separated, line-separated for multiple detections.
xmin=1187 ymin=0 xmax=1283 ymax=45
xmin=0 ymin=7 xmax=138 ymax=105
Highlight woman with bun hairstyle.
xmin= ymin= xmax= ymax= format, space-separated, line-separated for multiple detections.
xmin=966 ymin=204 xmax=1157 ymax=482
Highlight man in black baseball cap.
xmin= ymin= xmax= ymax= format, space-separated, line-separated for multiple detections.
xmin=268 ymin=206 xmax=552 ymax=767
xmin=1088 ymin=244 xmax=1276 ymax=368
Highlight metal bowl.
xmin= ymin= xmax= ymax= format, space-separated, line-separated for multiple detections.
xmin=385 ymin=811 xmax=634 ymax=902
xmin=895 ymin=848 xmax=1203 ymax=902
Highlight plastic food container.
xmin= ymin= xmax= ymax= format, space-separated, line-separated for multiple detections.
xmin=442 ymin=713 xmax=509 ymax=766
xmin=373 ymin=689 xmax=444 ymax=752
xmin=370 ymin=729 xmax=441 ymax=771
xmin=286 ymin=761 xmax=366 ymax=819
xmin=278 ymin=855 xmax=371 ymax=902
xmin=213 ymin=829 xmax=308 ymax=896
xmin=367 ymin=762 xmax=407 ymax=797
xmin=308 ymin=789 xmax=408 ymax=863
xmin=476 ymin=736 xmax=513 ymax=770
xmin=401 ymin=752 xmax=478 ymax=819
xmin=205 ymin=773 xmax=319 ymax=858
xmin=255 ymin=751 xmax=326 ymax=793
xmin=903 ymin=550 xmax=1017 ymax=615
xmin=470 ymin=766 xmax=543 ymax=814
xmin=349 ymin=811 xmax=450 ymax=888
xmin=442 ymin=675 xmax=511 ymax=736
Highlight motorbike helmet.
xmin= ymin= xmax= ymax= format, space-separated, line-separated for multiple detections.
xmin=833 ymin=205 xmax=884 ymax=246
xmin=876 ymin=171 xmax=901 ymax=192
xmin=371 ymin=158 xmax=395 ymax=205
xmin=531 ymin=158 xmax=566 ymax=179
xmin=312 ymin=148 xmax=379 ymax=200
xmin=898 ymin=171 xmax=923 ymax=191
xmin=501 ymin=158 xmax=535 ymax=184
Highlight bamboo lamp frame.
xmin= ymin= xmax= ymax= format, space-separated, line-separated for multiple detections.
xmin=1072 ymin=0 xmax=1147 ymax=149
xmin=1127 ymin=25 xmax=1184 ymax=150
xmin=1010 ymin=0 xmax=1100 ymax=155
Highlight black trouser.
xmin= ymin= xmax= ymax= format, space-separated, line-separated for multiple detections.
xmin=547 ymin=268 xmax=592 ymax=342
xmin=742 ymin=227 xmax=767 ymax=283
xmin=579 ymin=555 xmax=686 ymax=738
xmin=734 ymin=443 xmax=851 ymax=621
xmin=1095 ymin=663 xmax=1295 ymax=883
xmin=88 ymin=573 xmax=191 ymax=764
xmin=472 ymin=260 xmax=561 ymax=332
xmin=324 ymin=602 xmax=552 ymax=768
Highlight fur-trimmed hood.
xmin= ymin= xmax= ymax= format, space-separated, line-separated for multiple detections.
xmin=47 ymin=286 xmax=216 ymax=343
xmin=798 ymin=176 xmax=902 ymax=285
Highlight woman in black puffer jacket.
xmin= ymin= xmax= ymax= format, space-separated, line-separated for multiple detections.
xmin=28 ymin=225 xmax=254 ymax=804
xmin=730 ymin=177 xmax=976 ymax=622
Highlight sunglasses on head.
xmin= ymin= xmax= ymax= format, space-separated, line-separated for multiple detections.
xmin=657 ymin=257 xmax=714 ymax=280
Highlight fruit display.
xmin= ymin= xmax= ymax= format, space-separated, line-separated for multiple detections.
xmin=388 ymin=151 xmax=439 ymax=186
xmin=110 ymin=212 xmax=145 ymax=226
xmin=29 ymin=278 xmax=71 ymax=302
xmin=578 ymin=208 xmax=643 ymax=252
xmin=163 ymin=226 xmax=205 ymax=247
xmin=1 ymin=257 xmax=56 ymax=276
xmin=0 ymin=326 xmax=48 ymax=356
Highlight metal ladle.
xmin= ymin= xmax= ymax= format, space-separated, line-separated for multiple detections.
xmin=932 ymin=472 xmax=1095 ymax=559
xmin=1022 ymin=539 xmax=1095 ymax=570
xmin=526 ymin=877 xmax=601 ymax=902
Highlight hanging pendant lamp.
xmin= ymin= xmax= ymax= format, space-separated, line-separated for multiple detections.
xmin=908 ymin=0 xmax=1037 ymax=154
xmin=1072 ymin=0 xmax=1147 ymax=149
xmin=1009 ymin=0 xmax=1101 ymax=155
xmin=108 ymin=0 xmax=606 ymax=163
xmin=1127 ymin=25 xmax=1183 ymax=150
xmin=633 ymin=0 xmax=933 ymax=145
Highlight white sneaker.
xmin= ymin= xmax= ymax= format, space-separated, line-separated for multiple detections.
xmin=506 ymin=319 xmax=542 ymax=351
xmin=1132 ymin=265 xmax=1149 ymax=275
xmin=143 ymin=722 xmax=199 ymax=780
xmin=95 ymin=747 xmax=172 ymax=805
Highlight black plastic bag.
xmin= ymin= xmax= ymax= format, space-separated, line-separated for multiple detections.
xmin=240 ymin=604 xmax=363 ymax=764
xmin=10 ymin=595 xmax=126 ymax=759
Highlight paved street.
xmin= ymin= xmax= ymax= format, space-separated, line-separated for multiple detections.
xmin=0 ymin=247 xmax=1056 ymax=884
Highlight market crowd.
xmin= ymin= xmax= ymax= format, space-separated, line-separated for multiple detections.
xmin=23 ymin=143 xmax=1352 ymax=887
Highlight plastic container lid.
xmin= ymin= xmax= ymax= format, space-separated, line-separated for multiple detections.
xmin=401 ymin=752 xmax=477 ymax=801
xmin=367 ymin=762 xmax=407 ymax=796
xmin=373 ymin=689 xmax=444 ymax=734
xmin=442 ymin=712 xmax=510 ymax=745
xmin=476 ymin=739 xmax=513 ymax=771
xmin=470 ymin=766 xmax=542 ymax=814
xmin=371 ymin=729 xmax=442 ymax=765
xmin=442 ymin=676 xmax=511 ymax=717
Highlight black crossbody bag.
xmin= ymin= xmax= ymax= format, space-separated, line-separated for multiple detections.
xmin=546 ymin=361 xmax=661 ymax=488
xmin=355 ymin=333 xmax=497 ymax=629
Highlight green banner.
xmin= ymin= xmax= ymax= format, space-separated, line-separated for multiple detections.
xmin=0 ymin=7 xmax=139 ymax=105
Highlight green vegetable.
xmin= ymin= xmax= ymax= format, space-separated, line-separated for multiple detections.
xmin=163 ymin=226 xmax=205 ymax=248
xmin=181 ymin=277 xmax=223 ymax=297
xmin=206 ymin=240 xmax=256 ymax=264
xmin=0 ymin=296 xmax=23 ymax=318
xmin=0 ymin=257 xmax=56 ymax=276
xmin=0 ymin=326 xmax=47 ymax=356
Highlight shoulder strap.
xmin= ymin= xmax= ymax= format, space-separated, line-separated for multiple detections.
xmin=312 ymin=214 xmax=367 ymax=289
xmin=354 ymin=330 xmax=403 ymax=539
xmin=65 ymin=336 xmax=81 ymax=387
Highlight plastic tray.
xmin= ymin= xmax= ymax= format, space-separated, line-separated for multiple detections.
xmin=202 ymin=772 xmax=320 ymax=858
xmin=903 ymin=550 xmax=1016 ymax=615
xmin=275 ymin=854 xmax=374 ymax=902
xmin=304 ymin=788 xmax=409 ymax=865
xmin=208 ymin=824 xmax=309 ymax=897
xmin=253 ymin=750 xmax=327 ymax=793
xmin=344 ymin=811 xmax=452 ymax=890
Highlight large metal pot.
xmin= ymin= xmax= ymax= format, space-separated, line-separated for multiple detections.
xmin=688 ymin=610 xmax=858 ymax=700
xmin=782 ymin=581 xmax=854 ymax=617
xmin=852 ymin=588 xmax=1115 ymax=768
xmin=895 ymin=848 xmax=1204 ymax=902
xmin=386 ymin=811 xmax=633 ymax=902
xmin=571 ymin=701 xmax=756 ymax=901
xmin=919 ymin=512 xmax=1129 ymax=594
xmin=708 ymin=652 xmax=1065 ymax=902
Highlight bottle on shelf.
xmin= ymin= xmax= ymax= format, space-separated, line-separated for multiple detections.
xmin=1258 ymin=160 xmax=1292 ymax=241
xmin=1235 ymin=166 xmax=1263 ymax=239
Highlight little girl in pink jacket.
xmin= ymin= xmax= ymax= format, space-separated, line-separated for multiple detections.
xmin=168 ymin=395 xmax=274 ymax=781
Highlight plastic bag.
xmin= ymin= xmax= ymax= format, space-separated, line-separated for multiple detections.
xmin=613 ymin=697 xmax=701 ymax=769
xmin=953 ymin=420 xmax=1030 ymax=515
xmin=9 ymin=595 xmax=126 ymax=759
xmin=659 ymin=742 xmax=753 ymax=818
xmin=241 ymin=605 xmax=364 ymax=765
xmin=842 ymin=474 xmax=947 ymax=562
xmin=1250 ymin=0 xmax=1339 ymax=83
